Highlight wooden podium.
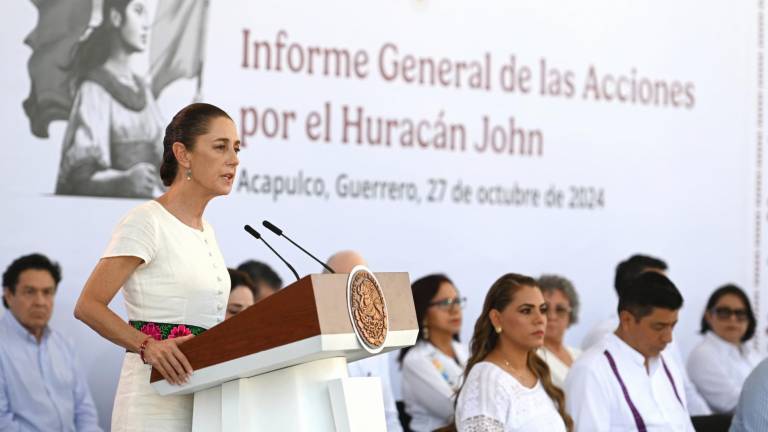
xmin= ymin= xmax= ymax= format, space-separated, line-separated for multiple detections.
xmin=150 ymin=271 xmax=417 ymax=431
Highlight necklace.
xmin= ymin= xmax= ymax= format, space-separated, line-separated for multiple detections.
xmin=500 ymin=357 xmax=537 ymax=388
xmin=501 ymin=358 xmax=525 ymax=377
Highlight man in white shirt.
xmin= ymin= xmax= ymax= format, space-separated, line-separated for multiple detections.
xmin=580 ymin=254 xmax=711 ymax=415
xmin=565 ymin=271 xmax=695 ymax=432
xmin=326 ymin=250 xmax=403 ymax=432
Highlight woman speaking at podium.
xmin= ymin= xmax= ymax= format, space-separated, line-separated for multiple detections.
xmin=74 ymin=102 xmax=240 ymax=431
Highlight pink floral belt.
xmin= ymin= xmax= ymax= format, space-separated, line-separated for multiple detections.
xmin=130 ymin=320 xmax=206 ymax=340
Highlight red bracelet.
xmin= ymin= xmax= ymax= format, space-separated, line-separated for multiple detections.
xmin=139 ymin=336 xmax=154 ymax=364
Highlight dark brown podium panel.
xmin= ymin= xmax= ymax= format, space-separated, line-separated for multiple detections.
xmin=151 ymin=272 xmax=416 ymax=384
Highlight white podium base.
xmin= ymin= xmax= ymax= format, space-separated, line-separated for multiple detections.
xmin=191 ymin=356 xmax=385 ymax=432
xmin=328 ymin=377 xmax=386 ymax=432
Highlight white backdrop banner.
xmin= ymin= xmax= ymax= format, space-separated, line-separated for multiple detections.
xmin=0 ymin=0 xmax=763 ymax=429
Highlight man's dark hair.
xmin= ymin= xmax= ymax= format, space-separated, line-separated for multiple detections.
xmin=700 ymin=284 xmax=757 ymax=342
xmin=3 ymin=253 xmax=62 ymax=308
xmin=237 ymin=260 xmax=283 ymax=291
xmin=614 ymin=254 xmax=667 ymax=297
xmin=617 ymin=271 xmax=682 ymax=320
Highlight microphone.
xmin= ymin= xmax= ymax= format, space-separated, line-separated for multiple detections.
xmin=243 ymin=224 xmax=300 ymax=281
xmin=262 ymin=220 xmax=336 ymax=274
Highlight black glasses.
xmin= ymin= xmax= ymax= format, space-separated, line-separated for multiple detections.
xmin=546 ymin=305 xmax=572 ymax=319
xmin=712 ymin=306 xmax=748 ymax=322
xmin=428 ymin=297 xmax=467 ymax=311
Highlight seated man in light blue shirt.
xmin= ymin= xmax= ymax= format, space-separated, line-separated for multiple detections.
xmin=1 ymin=253 xmax=102 ymax=432
xmin=730 ymin=357 xmax=768 ymax=432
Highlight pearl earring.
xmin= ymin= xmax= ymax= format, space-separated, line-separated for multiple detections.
xmin=185 ymin=168 xmax=192 ymax=181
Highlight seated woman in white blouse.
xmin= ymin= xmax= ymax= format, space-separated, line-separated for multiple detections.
xmin=536 ymin=275 xmax=581 ymax=388
xmin=455 ymin=273 xmax=572 ymax=432
xmin=399 ymin=274 xmax=468 ymax=432
xmin=687 ymin=284 xmax=762 ymax=413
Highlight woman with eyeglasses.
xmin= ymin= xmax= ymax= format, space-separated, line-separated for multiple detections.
xmin=686 ymin=284 xmax=761 ymax=413
xmin=398 ymin=274 xmax=468 ymax=432
xmin=536 ymin=275 xmax=581 ymax=388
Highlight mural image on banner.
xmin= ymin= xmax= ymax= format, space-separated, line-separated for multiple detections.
xmin=0 ymin=0 xmax=763 ymax=429
xmin=23 ymin=0 xmax=208 ymax=198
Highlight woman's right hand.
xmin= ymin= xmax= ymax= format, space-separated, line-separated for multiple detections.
xmin=142 ymin=335 xmax=195 ymax=385
xmin=125 ymin=163 xmax=157 ymax=197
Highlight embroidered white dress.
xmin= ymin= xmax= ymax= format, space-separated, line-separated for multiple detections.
xmin=687 ymin=332 xmax=763 ymax=413
xmin=455 ymin=362 xmax=567 ymax=432
xmin=537 ymin=345 xmax=581 ymax=389
xmin=104 ymin=201 xmax=230 ymax=431
xmin=401 ymin=340 xmax=468 ymax=432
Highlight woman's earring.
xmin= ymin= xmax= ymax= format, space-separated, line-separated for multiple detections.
xmin=422 ymin=321 xmax=429 ymax=339
xmin=186 ymin=168 xmax=192 ymax=181
xmin=495 ymin=326 xmax=502 ymax=334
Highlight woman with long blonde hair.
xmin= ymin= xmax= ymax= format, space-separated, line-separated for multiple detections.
xmin=454 ymin=273 xmax=573 ymax=432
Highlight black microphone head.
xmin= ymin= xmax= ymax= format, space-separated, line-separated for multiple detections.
xmin=243 ymin=224 xmax=261 ymax=239
xmin=262 ymin=220 xmax=283 ymax=236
